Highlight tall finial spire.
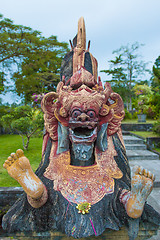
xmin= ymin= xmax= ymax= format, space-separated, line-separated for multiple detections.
xmin=77 ymin=17 xmax=86 ymax=55
xmin=60 ymin=17 xmax=98 ymax=85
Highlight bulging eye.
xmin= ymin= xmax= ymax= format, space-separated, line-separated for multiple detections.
xmin=72 ymin=110 xmax=82 ymax=118
xmin=87 ymin=110 xmax=96 ymax=118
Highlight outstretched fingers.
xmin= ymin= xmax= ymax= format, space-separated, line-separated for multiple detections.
xmin=16 ymin=149 xmax=24 ymax=158
xmin=132 ymin=165 xmax=155 ymax=181
xmin=3 ymin=149 xmax=24 ymax=169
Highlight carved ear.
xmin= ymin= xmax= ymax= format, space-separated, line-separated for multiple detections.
xmin=41 ymin=92 xmax=58 ymax=113
xmin=99 ymin=104 xmax=110 ymax=116
xmin=109 ymin=92 xmax=124 ymax=115
xmin=107 ymin=92 xmax=125 ymax=136
xmin=104 ymin=82 xmax=112 ymax=101
xmin=41 ymin=92 xmax=59 ymax=141
xmin=59 ymin=107 xmax=68 ymax=118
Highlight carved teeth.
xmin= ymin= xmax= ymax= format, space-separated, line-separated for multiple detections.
xmin=69 ymin=127 xmax=97 ymax=143
xmin=70 ymin=127 xmax=96 ymax=138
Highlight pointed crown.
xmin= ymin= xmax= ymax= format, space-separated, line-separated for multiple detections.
xmin=60 ymin=17 xmax=98 ymax=88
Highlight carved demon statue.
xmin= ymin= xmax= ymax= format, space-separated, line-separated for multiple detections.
xmin=3 ymin=17 xmax=160 ymax=239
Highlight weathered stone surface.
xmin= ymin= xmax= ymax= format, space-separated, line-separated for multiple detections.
xmin=125 ymin=144 xmax=147 ymax=150
xmin=127 ymin=150 xmax=159 ymax=160
xmin=123 ymin=135 xmax=144 ymax=144
xmin=124 ymin=135 xmax=159 ymax=160
xmin=146 ymin=137 xmax=160 ymax=150
xmin=0 ymin=225 xmax=160 ymax=240
xmin=0 ymin=187 xmax=23 ymax=224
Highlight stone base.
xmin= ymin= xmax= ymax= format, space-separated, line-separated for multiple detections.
xmin=0 ymin=224 xmax=160 ymax=240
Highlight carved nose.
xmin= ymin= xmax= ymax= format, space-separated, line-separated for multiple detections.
xmin=77 ymin=113 xmax=90 ymax=122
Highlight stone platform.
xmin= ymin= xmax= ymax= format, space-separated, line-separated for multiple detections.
xmin=0 ymin=223 xmax=160 ymax=240
xmin=123 ymin=135 xmax=160 ymax=187
xmin=124 ymin=134 xmax=160 ymax=239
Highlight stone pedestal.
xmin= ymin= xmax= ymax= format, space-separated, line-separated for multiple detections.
xmin=137 ymin=114 xmax=147 ymax=122
xmin=0 ymin=225 xmax=160 ymax=240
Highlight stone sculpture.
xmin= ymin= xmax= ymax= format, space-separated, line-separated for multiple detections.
xmin=2 ymin=17 xmax=160 ymax=239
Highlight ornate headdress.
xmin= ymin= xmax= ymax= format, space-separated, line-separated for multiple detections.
xmin=60 ymin=17 xmax=98 ymax=87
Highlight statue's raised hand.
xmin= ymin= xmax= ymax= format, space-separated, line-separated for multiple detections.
xmin=3 ymin=149 xmax=45 ymax=200
xmin=121 ymin=165 xmax=155 ymax=218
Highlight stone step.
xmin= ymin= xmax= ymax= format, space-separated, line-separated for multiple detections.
xmin=123 ymin=135 xmax=144 ymax=144
xmin=126 ymin=149 xmax=159 ymax=160
xmin=129 ymin=160 xmax=160 ymax=187
xmin=125 ymin=143 xmax=147 ymax=150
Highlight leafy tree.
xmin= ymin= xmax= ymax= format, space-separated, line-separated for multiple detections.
xmin=101 ymin=42 xmax=150 ymax=111
xmin=1 ymin=105 xmax=44 ymax=150
xmin=0 ymin=100 xmax=12 ymax=132
xmin=0 ymin=14 xmax=41 ymax=90
xmin=153 ymin=121 xmax=160 ymax=136
xmin=0 ymin=14 xmax=69 ymax=101
xmin=152 ymin=56 xmax=160 ymax=86
xmin=148 ymin=56 xmax=160 ymax=119
xmin=0 ymin=72 xmax=5 ymax=93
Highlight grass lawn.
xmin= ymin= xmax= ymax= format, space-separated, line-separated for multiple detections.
xmin=155 ymin=148 xmax=160 ymax=153
xmin=130 ymin=131 xmax=159 ymax=138
xmin=122 ymin=119 xmax=157 ymax=124
xmin=0 ymin=131 xmax=159 ymax=187
xmin=0 ymin=134 xmax=43 ymax=187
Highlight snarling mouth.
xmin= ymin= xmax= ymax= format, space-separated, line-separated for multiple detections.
xmin=69 ymin=126 xmax=97 ymax=143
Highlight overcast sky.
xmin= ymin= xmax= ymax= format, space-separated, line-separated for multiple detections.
xmin=1 ymin=0 xmax=160 ymax=103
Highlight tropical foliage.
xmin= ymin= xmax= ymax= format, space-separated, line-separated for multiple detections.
xmin=0 ymin=14 xmax=69 ymax=102
xmin=133 ymin=84 xmax=153 ymax=114
xmin=101 ymin=42 xmax=150 ymax=111
xmin=1 ymin=105 xmax=44 ymax=150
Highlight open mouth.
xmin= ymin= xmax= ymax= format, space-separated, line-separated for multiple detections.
xmin=69 ymin=126 xmax=97 ymax=143
xmin=73 ymin=127 xmax=94 ymax=137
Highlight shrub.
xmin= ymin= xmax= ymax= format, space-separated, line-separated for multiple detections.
xmin=124 ymin=109 xmax=132 ymax=119
xmin=148 ymin=92 xmax=160 ymax=119
xmin=132 ymin=111 xmax=138 ymax=119
xmin=152 ymin=121 xmax=160 ymax=136
xmin=147 ymin=106 xmax=157 ymax=119
xmin=1 ymin=105 xmax=44 ymax=150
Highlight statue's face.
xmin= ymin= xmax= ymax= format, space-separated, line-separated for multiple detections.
xmin=69 ymin=107 xmax=98 ymax=143
xmin=55 ymin=86 xmax=108 ymax=166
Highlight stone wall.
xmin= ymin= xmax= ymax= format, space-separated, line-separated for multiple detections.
xmin=122 ymin=123 xmax=153 ymax=132
xmin=0 ymin=187 xmax=23 ymax=225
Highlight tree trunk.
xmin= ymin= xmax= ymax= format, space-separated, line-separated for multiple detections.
xmin=126 ymin=99 xmax=129 ymax=111
xmin=20 ymin=134 xmax=30 ymax=150
xmin=129 ymin=67 xmax=132 ymax=111
xmin=24 ymin=136 xmax=30 ymax=150
xmin=129 ymin=96 xmax=132 ymax=111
